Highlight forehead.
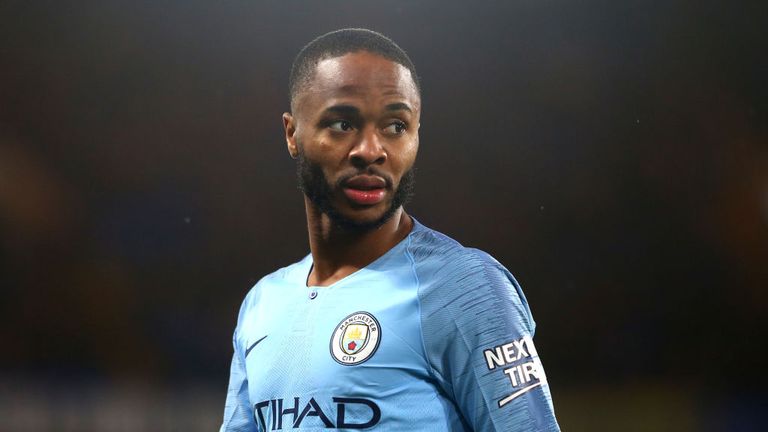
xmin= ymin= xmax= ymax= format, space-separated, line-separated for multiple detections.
xmin=296 ymin=51 xmax=420 ymax=111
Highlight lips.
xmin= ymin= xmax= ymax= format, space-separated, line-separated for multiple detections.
xmin=344 ymin=175 xmax=387 ymax=190
xmin=342 ymin=175 xmax=387 ymax=205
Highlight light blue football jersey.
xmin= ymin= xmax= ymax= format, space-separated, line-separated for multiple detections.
xmin=220 ymin=218 xmax=560 ymax=431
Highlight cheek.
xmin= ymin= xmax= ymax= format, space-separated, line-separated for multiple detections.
xmin=395 ymin=139 xmax=419 ymax=170
xmin=300 ymin=136 xmax=330 ymax=162
xmin=304 ymin=139 xmax=345 ymax=182
xmin=305 ymin=133 xmax=345 ymax=158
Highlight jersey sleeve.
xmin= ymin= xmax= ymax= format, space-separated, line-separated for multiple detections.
xmin=220 ymin=308 xmax=258 ymax=431
xmin=416 ymin=249 xmax=560 ymax=431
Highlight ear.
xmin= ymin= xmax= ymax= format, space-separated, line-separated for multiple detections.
xmin=283 ymin=112 xmax=298 ymax=159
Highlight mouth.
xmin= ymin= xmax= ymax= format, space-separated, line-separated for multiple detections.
xmin=342 ymin=175 xmax=388 ymax=206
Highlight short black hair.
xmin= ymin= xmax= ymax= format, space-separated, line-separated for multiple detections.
xmin=289 ymin=28 xmax=420 ymax=109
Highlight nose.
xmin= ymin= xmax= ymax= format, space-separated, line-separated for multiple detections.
xmin=349 ymin=126 xmax=387 ymax=168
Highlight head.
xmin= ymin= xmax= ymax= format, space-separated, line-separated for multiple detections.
xmin=283 ymin=29 xmax=421 ymax=231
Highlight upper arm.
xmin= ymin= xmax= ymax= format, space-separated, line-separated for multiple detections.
xmin=417 ymin=251 xmax=560 ymax=431
xmin=220 ymin=295 xmax=259 ymax=432
xmin=220 ymin=333 xmax=257 ymax=432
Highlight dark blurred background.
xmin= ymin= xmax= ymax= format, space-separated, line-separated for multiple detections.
xmin=1 ymin=1 xmax=766 ymax=431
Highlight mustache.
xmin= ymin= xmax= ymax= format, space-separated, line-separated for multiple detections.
xmin=335 ymin=168 xmax=394 ymax=189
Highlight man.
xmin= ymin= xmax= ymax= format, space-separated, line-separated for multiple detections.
xmin=220 ymin=28 xmax=560 ymax=431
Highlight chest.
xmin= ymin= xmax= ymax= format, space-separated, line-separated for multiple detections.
xmin=239 ymin=270 xmax=429 ymax=403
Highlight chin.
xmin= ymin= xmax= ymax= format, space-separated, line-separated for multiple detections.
xmin=331 ymin=202 xmax=399 ymax=231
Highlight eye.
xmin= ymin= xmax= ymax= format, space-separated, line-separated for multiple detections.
xmin=383 ymin=121 xmax=407 ymax=135
xmin=328 ymin=120 xmax=354 ymax=132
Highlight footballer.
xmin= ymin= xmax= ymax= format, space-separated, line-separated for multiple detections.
xmin=220 ymin=28 xmax=560 ymax=431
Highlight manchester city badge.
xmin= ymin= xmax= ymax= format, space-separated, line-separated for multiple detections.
xmin=330 ymin=311 xmax=381 ymax=365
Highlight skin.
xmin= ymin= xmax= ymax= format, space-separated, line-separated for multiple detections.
xmin=282 ymin=51 xmax=421 ymax=287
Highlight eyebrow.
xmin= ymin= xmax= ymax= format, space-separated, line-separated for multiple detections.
xmin=323 ymin=103 xmax=413 ymax=116
xmin=385 ymin=102 xmax=412 ymax=113
xmin=324 ymin=105 xmax=360 ymax=116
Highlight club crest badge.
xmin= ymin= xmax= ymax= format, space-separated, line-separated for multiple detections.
xmin=330 ymin=311 xmax=381 ymax=366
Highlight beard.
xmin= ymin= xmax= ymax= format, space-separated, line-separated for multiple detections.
xmin=296 ymin=151 xmax=415 ymax=232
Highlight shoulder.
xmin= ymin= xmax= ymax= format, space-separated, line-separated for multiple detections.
xmin=407 ymin=221 xmax=513 ymax=289
xmin=406 ymin=221 xmax=535 ymax=334
xmin=235 ymin=255 xmax=309 ymax=325
xmin=413 ymin=227 xmax=502 ymax=265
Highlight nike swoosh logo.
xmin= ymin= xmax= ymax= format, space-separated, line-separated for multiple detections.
xmin=245 ymin=335 xmax=268 ymax=358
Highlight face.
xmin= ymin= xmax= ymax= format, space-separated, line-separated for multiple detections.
xmin=284 ymin=51 xmax=421 ymax=230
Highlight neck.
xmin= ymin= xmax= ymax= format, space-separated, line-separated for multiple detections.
xmin=304 ymin=197 xmax=413 ymax=287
